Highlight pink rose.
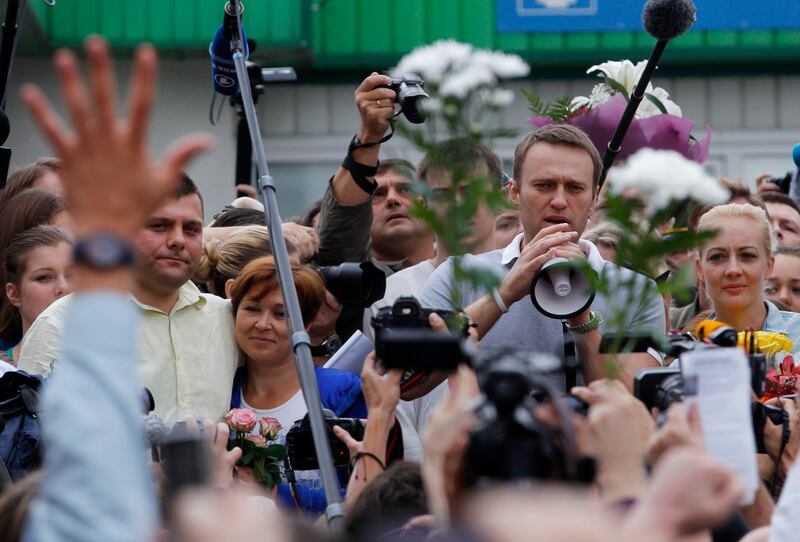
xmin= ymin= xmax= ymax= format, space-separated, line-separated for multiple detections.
xmin=259 ymin=417 xmax=283 ymax=441
xmin=245 ymin=433 xmax=268 ymax=448
xmin=225 ymin=408 xmax=258 ymax=433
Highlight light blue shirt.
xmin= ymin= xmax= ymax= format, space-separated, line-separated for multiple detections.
xmin=23 ymin=292 xmax=157 ymax=542
xmin=762 ymin=300 xmax=800 ymax=355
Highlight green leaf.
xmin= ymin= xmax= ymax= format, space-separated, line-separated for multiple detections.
xmin=253 ymin=457 xmax=267 ymax=482
xmin=241 ymin=449 xmax=255 ymax=465
xmin=644 ymin=92 xmax=669 ymax=115
xmin=603 ymin=77 xmax=629 ymax=100
xmin=265 ymin=444 xmax=285 ymax=460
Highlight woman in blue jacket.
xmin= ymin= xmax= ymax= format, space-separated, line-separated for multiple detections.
xmin=228 ymin=256 xmax=366 ymax=513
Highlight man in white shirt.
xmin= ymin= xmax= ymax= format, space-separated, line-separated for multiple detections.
xmin=18 ymin=175 xmax=238 ymax=425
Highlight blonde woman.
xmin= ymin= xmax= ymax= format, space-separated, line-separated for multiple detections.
xmin=695 ymin=203 xmax=800 ymax=351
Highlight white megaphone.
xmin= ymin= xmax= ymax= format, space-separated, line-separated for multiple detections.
xmin=530 ymin=257 xmax=596 ymax=319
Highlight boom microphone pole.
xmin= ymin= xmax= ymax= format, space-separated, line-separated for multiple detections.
xmin=221 ymin=0 xmax=345 ymax=527
xmin=598 ymin=0 xmax=697 ymax=189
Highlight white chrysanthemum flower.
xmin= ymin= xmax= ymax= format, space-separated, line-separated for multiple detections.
xmin=608 ymin=149 xmax=729 ymax=211
xmin=483 ymin=88 xmax=515 ymax=108
xmin=471 ymin=50 xmax=530 ymax=79
xmin=422 ymin=97 xmax=443 ymax=113
xmin=439 ymin=63 xmax=495 ymax=98
xmin=395 ymin=40 xmax=473 ymax=83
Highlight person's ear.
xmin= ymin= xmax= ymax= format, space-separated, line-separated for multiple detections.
xmin=5 ymin=282 xmax=21 ymax=308
xmin=694 ymin=254 xmax=705 ymax=286
xmin=224 ymin=278 xmax=235 ymax=299
xmin=509 ymin=178 xmax=520 ymax=205
xmin=767 ymin=255 xmax=776 ymax=277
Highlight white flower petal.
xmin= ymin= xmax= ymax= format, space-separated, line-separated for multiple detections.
xmin=608 ymin=149 xmax=729 ymax=210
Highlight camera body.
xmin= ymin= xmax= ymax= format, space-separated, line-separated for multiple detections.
xmin=633 ymin=366 xmax=790 ymax=454
xmin=380 ymin=74 xmax=429 ymax=124
xmin=464 ymin=349 xmax=588 ymax=487
xmin=372 ymin=296 xmax=470 ymax=372
xmin=285 ymin=412 xmax=364 ymax=470
xmin=763 ymin=172 xmax=793 ymax=194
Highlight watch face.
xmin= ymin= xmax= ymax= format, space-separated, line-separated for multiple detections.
xmin=87 ymin=236 xmax=121 ymax=267
xmin=75 ymin=233 xmax=134 ymax=269
xmin=325 ymin=335 xmax=343 ymax=355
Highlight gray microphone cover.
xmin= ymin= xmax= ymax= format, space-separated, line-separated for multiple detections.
xmin=642 ymin=0 xmax=697 ymax=41
xmin=143 ymin=413 xmax=169 ymax=447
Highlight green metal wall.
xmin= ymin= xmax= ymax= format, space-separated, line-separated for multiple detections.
xmin=25 ymin=0 xmax=800 ymax=74
xmin=28 ymin=0 xmax=309 ymax=49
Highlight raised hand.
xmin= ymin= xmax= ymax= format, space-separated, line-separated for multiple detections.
xmin=21 ymin=36 xmax=213 ymax=238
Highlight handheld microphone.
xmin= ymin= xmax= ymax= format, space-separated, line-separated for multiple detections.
xmin=792 ymin=143 xmax=800 ymax=170
xmin=693 ymin=320 xmax=737 ymax=346
xmin=209 ymin=1 xmax=249 ymax=96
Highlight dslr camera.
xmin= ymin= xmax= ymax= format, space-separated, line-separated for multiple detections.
xmin=285 ymin=410 xmax=364 ymax=470
xmin=464 ymin=349 xmax=591 ymax=487
xmin=317 ymin=261 xmax=386 ymax=307
xmin=381 ymin=73 xmax=429 ymax=124
xmin=372 ymin=296 xmax=471 ymax=370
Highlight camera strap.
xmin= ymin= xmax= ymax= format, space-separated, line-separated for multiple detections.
xmin=563 ymin=323 xmax=578 ymax=393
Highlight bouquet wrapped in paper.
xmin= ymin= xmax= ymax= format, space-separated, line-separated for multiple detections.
xmin=527 ymin=59 xmax=711 ymax=163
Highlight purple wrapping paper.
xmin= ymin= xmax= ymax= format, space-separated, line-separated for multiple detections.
xmin=529 ymin=94 xmax=711 ymax=164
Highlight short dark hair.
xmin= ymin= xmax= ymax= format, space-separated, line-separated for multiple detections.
xmin=175 ymin=173 xmax=203 ymax=215
xmin=417 ymin=138 xmax=503 ymax=189
xmin=344 ymin=461 xmax=427 ymax=539
xmin=513 ymin=124 xmax=602 ymax=189
xmin=761 ymin=191 xmax=800 ymax=219
xmin=377 ymin=158 xmax=416 ymax=182
xmin=209 ymin=207 xmax=266 ymax=228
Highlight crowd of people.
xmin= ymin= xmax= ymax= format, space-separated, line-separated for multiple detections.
xmin=3 ymin=37 xmax=800 ymax=542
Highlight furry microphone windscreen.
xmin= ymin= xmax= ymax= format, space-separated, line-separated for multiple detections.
xmin=642 ymin=0 xmax=697 ymax=41
xmin=143 ymin=413 xmax=169 ymax=448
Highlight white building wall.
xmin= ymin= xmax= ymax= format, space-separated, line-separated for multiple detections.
xmin=6 ymin=56 xmax=800 ymax=218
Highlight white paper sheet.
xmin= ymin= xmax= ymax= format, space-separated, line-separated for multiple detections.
xmin=680 ymin=347 xmax=759 ymax=505
xmin=322 ymin=330 xmax=374 ymax=375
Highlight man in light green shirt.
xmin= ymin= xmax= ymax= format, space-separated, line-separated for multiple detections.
xmin=18 ymin=176 xmax=239 ymax=425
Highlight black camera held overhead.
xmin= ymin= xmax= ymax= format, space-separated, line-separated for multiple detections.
xmin=464 ymin=349 xmax=589 ymax=488
xmin=317 ymin=261 xmax=386 ymax=308
xmin=380 ymin=73 xmax=429 ymax=124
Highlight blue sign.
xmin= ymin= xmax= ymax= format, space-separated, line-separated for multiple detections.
xmin=497 ymin=0 xmax=800 ymax=33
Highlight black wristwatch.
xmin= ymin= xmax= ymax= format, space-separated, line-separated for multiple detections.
xmin=310 ymin=334 xmax=342 ymax=358
xmin=73 ymin=232 xmax=135 ymax=270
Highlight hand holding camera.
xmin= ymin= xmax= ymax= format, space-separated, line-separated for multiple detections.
xmin=763 ymin=396 xmax=800 ymax=479
xmin=354 ymin=73 xmax=397 ymax=141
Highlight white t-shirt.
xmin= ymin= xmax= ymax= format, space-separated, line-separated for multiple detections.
xmin=362 ymin=258 xmax=442 ymax=462
xmin=240 ymin=390 xmax=322 ymax=490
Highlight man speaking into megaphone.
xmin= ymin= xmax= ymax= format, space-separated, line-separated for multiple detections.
xmin=421 ymin=124 xmax=665 ymax=392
